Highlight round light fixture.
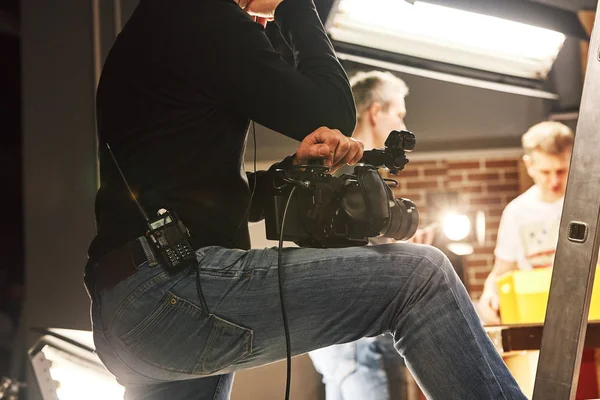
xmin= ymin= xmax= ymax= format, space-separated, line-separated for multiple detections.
xmin=442 ymin=213 xmax=471 ymax=241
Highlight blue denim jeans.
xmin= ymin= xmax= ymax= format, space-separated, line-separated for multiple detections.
xmin=87 ymin=243 xmax=526 ymax=400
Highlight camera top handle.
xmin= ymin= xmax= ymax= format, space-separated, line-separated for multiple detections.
xmin=359 ymin=130 xmax=415 ymax=174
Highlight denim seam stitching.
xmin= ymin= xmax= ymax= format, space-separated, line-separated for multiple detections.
xmin=212 ymin=374 xmax=227 ymax=400
xmin=108 ymin=267 xmax=192 ymax=332
xmin=197 ymin=254 xmax=396 ymax=277
xmin=195 ymin=314 xmax=253 ymax=374
xmin=196 ymin=316 xmax=221 ymax=373
xmin=120 ymin=292 xmax=204 ymax=346
xmin=264 ymin=253 xmax=424 ymax=271
xmin=114 ymin=292 xmax=253 ymax=375
xmin=117 ymin=318 xmax=252 ymax=376
xmin=198 ymin=270 xmax=246 ymax=277
xmin=120 ymin=300 xmax=171 ymax=345
xmin=112 ymin=270 xmax=171 ymax=324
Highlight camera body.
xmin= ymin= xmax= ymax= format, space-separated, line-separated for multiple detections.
xmin=264 ymin=130 xmax=419 ymax=248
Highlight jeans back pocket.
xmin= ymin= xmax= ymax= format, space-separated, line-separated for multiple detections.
xmin=119 ymin=291 xmax=252 ymax=375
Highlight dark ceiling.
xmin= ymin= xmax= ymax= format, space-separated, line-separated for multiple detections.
xmin=0 ymin=0 xmax=598 ymax=36
xmin=1 ymin=0 xmax=598 ymax=157
xmin=252 ymin=0 xmax=600 ymax=159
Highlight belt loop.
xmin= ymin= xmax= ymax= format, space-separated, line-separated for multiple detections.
xmin=138 ymin=236 xmax=159 ymax=267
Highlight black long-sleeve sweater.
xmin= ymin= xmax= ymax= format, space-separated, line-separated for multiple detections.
xmin=88 ymin=0 xmax=356 ymax=259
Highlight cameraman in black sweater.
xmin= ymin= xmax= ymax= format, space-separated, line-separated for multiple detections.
xmin=84 ymin=0 xmax=525 ymax=399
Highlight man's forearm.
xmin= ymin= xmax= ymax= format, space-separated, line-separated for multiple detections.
xmin=483 ymin=258 xmax=518 ymax=296
xmin=482 ymin=272 xmax=499 ymax=296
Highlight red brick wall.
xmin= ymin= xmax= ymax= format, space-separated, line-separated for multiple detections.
xmin=384 ymin=152 xmax=525 ymax=299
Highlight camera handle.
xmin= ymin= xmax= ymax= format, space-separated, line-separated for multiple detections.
xmin=359 ymin=130 xmax=415 ymax=174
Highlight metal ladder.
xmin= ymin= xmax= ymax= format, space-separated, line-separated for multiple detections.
xmin=533 ymin=4 xmax=600 ymax=399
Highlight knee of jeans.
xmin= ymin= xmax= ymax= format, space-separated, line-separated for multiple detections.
xmin=389 ymin=247 xmax=460 ymax=340
xmin=411 ymin=245 xmax=456 ymax=286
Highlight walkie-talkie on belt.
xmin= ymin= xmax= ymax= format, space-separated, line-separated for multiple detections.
xmin=106 ymin=144 xmax=196 ymax=269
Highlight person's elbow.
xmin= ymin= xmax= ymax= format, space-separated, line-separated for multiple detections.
xmin=336 ymin=107 xmax=357 ymax=137
xmin=288 ymin=92 xmax=356 ymax=141
xmin=335 ymin=85 xmax=358 ymax=136
xmin=319 ymin=99 xmax=356 ymax=137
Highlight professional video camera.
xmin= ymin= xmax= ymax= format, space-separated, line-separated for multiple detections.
xmin=264 ymin=130 xmax=419 ymax=248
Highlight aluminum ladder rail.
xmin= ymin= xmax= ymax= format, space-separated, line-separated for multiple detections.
xmin=533 ymin=6 xmax=600 ymax=399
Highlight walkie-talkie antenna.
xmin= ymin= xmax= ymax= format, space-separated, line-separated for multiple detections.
xmin=105 ymin=143 xmax=150 ymax=222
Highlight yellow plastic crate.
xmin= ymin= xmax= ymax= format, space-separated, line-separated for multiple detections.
xmin=497 ymin=267 xmax=600 ymax=324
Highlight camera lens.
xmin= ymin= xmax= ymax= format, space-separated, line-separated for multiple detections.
xmin=383 ymin=198 xmax=419 ymax=240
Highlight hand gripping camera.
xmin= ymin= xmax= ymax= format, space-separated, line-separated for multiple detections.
xmin=264 ymin=130 xmax=419 ymax=248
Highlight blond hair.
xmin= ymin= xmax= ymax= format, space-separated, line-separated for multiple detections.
xmin=522 ymin=121 xmax=574 ymax=155
xmin=349 ymin=71 xmax=409 ymax=121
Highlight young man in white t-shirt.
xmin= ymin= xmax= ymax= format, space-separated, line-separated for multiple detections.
xmin=477 ymin=121 xmax=574 ymax=324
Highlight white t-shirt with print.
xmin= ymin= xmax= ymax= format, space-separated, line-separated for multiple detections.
xmin=494 ymin=185 xmax=564 ymax=270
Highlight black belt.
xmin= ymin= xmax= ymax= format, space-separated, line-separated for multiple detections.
xmin=84 ymin=236 xmax=157 ymax=299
